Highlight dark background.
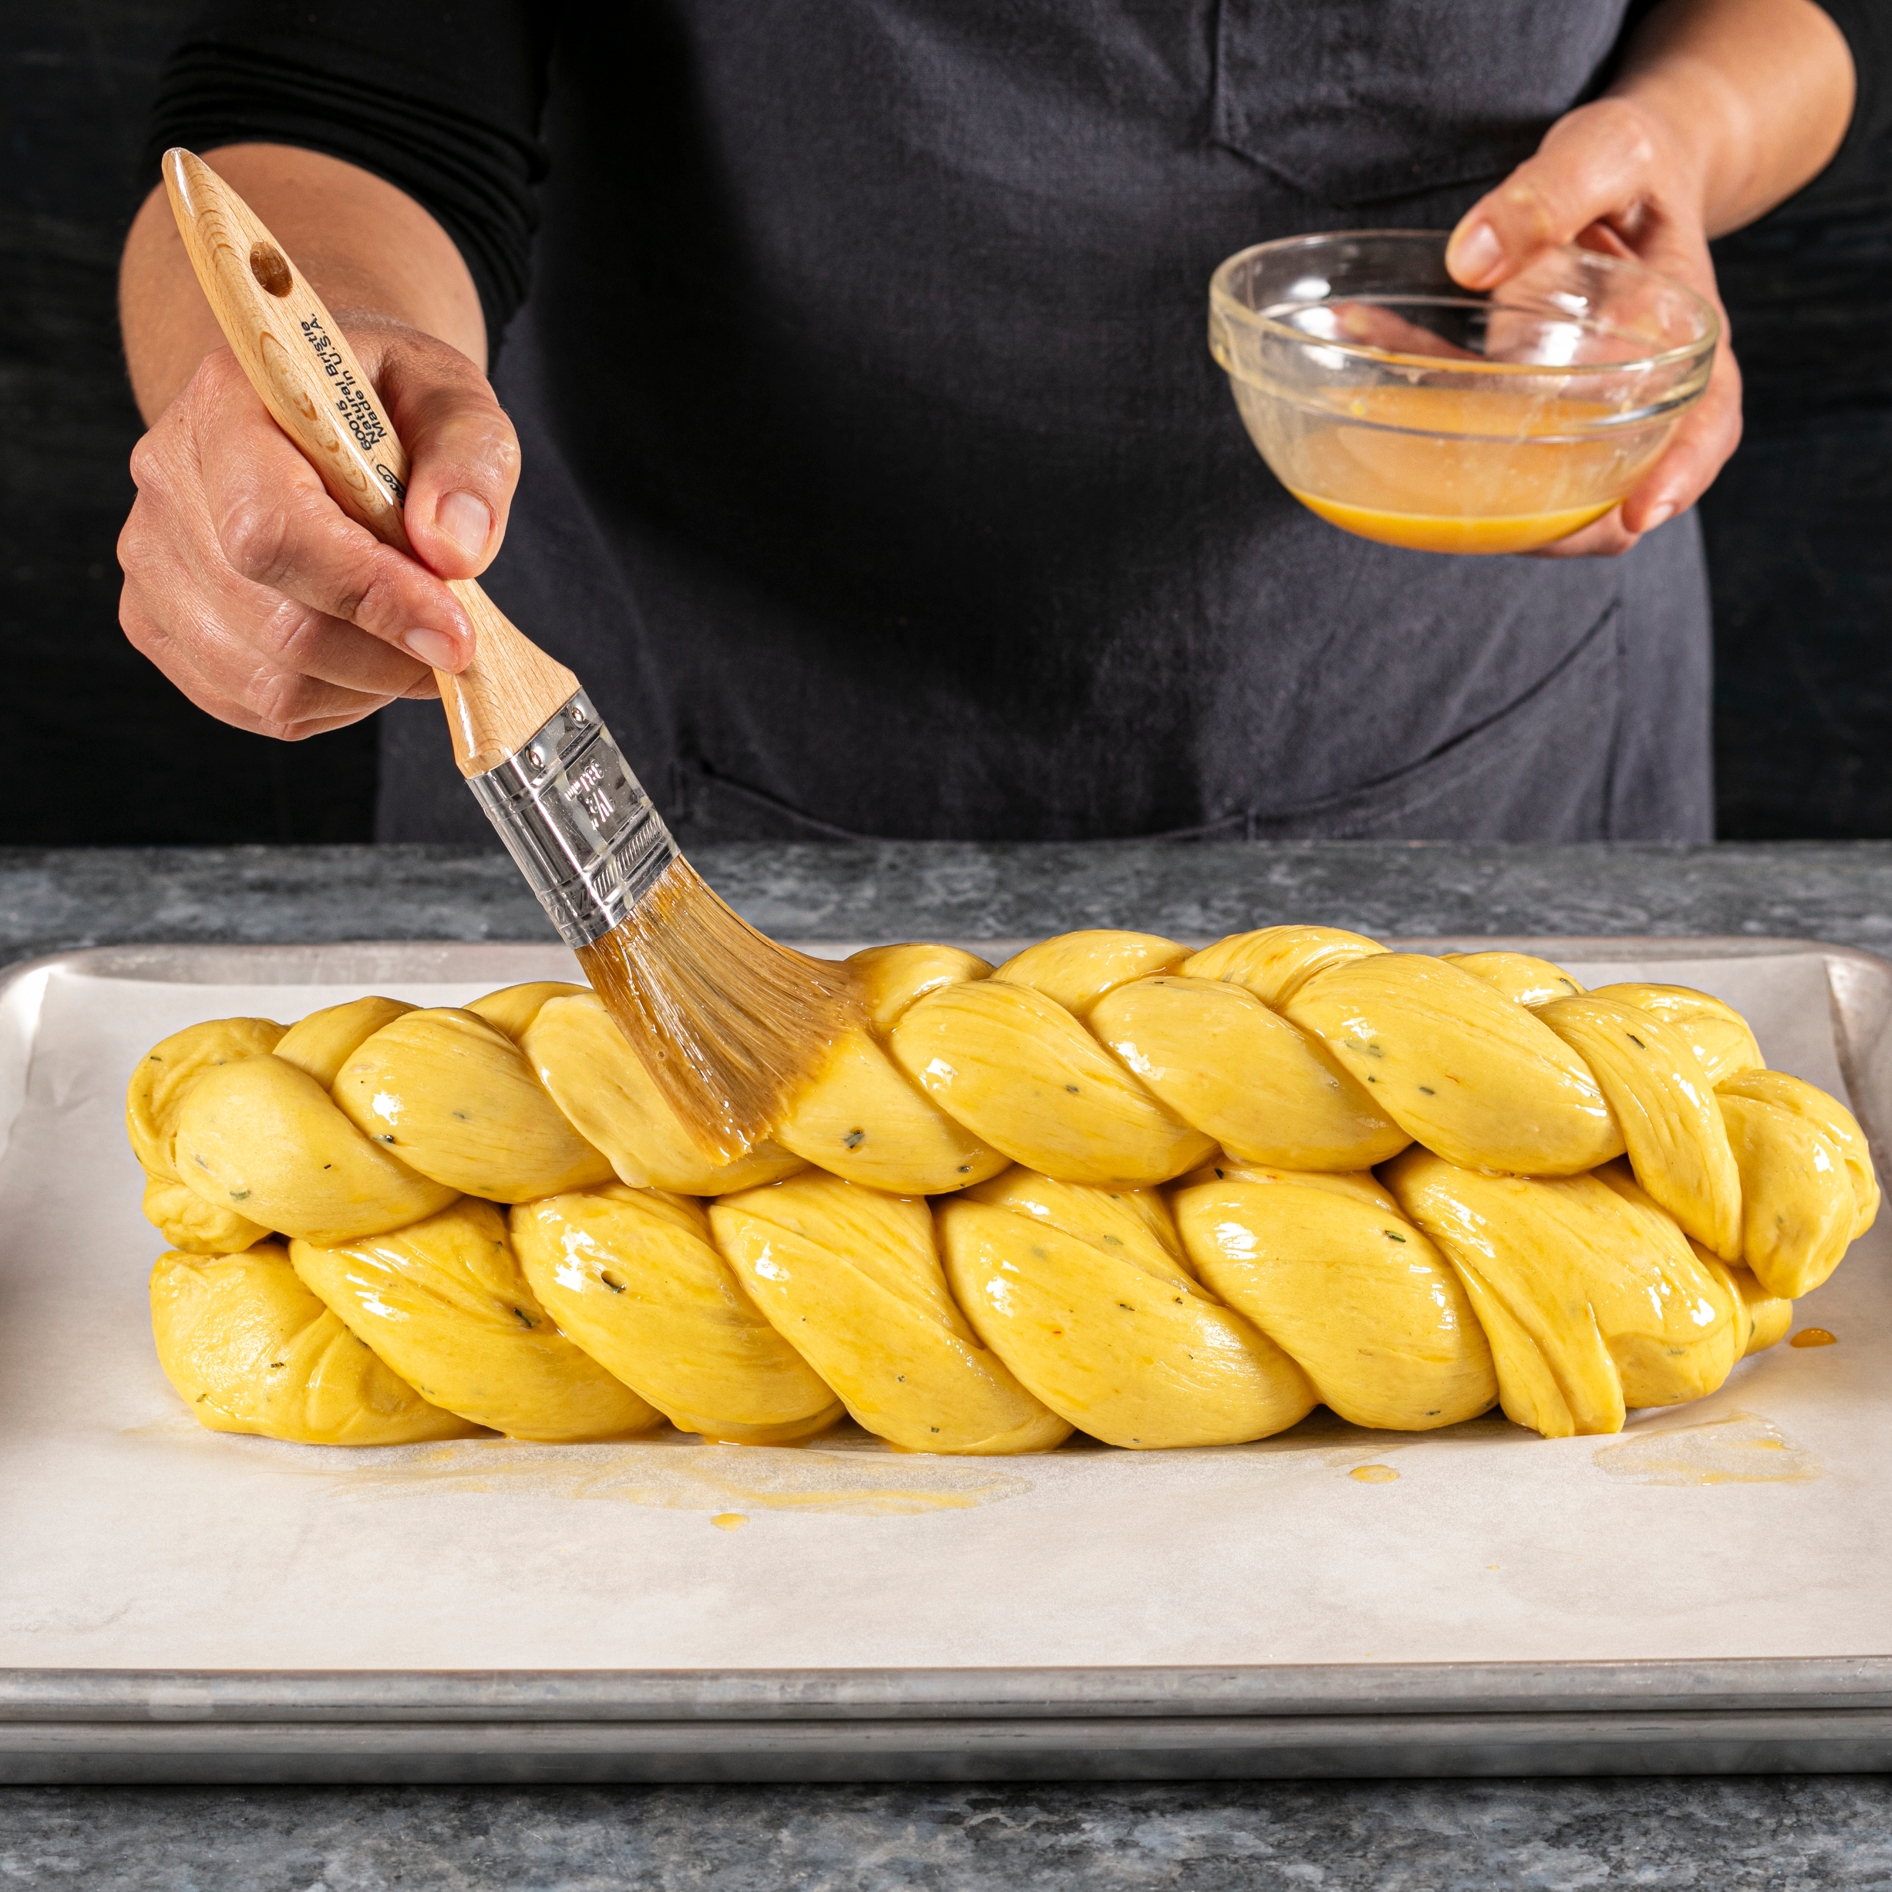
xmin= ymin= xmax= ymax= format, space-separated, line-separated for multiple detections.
xmin=6 ymin=3 xmax=1889 ymax=846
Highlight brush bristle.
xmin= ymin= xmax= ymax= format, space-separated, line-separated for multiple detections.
xmin=577 ymin=857 xmax=861 ymax=1160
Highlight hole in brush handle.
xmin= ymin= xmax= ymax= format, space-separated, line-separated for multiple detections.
xmin=249 ymin=241 xmax=293 ymax=297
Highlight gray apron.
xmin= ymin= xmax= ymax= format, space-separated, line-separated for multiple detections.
xmin=379 ymin=0 xmax=1711 ymax=845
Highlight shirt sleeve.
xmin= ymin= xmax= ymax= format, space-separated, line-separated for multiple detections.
xmin=142 ymin=0 xmax=557 ymax=343
xmin=1812 ymin=0 xmax=1892 ymax=162
xmin=1613 ymin=0 xmax=1883 ymax=154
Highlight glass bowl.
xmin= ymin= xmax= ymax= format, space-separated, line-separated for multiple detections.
xmin=1208 ymin=230 xmax=1718 ymax=554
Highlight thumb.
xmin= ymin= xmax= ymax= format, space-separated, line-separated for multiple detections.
xmin=368 ymin=327 xmax=523 ymax=582
xmin=1445 ymin=101 xmax=1655 ymax=290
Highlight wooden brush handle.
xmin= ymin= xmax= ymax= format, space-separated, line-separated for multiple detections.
xmin=161 ymin=147 xmax=578 ymax=776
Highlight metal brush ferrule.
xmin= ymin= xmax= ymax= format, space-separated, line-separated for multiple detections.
xmin=466 ymin=691 xmax=677 ymax=949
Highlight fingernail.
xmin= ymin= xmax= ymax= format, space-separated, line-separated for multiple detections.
xmin=435 ymin=490 xmax=494 ymax=559
xmin=1448 ymin=219 xmax=1503 ymax=284
xmin=403 ymin=627 xmax=462 ymax=669
xmin=1640 ymin=501 xmax=1676 ymax=533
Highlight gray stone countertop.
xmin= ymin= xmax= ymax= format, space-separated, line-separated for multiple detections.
xmin=7 ymin=838 xmax=1892 ymax=1891
xmin=8 ymin=837 xmax=1892 ymax=962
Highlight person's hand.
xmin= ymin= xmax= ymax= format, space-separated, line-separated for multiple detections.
xmin=1444 ymin=96 xmax=1738 ymax=559
xmin=118 ymin=316 xmax=521 ymax=738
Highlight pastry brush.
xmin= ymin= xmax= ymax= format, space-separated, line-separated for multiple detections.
xmin=161 ymin=147 xmax=859 ymax=1159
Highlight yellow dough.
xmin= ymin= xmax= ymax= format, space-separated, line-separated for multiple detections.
xmin=775 ymin=1027 xmax=1010 ymax=1193
xmin=465 ymin=981 xmax=590 ymax=1042
xmin=991 ymin=929 xmax=1189 ymax=1016
xmin=1715 ymin=1067 xmax=1880 ymax=1239
xmin=1173 ymin=1177 xmax=1495 ymax=1430
xmin=1182 ymin=925 xmax=1387 ymax=1008
xmin=1591 ymin=1160 xmax=1747 ymax=1398
xmin=849 ymin=942 xmax=995 ymax=1035
xmin=291 ymin=1199 xmax=660 ymax=1442
xmin=274 ymin=996 xmax=414 ymax=1089
xmin=1445 ymin=951 xmax=1586 ymax=1008
xmin=1713 ymin=1257 xmax=1795 ymax=1357
xmin=174 ymin=1053 xmax=459 ymax=1244
xmin=150 ymin=1242 xmax=477 ymax=1445
xmin=1090 ymin=974 xmax=1408 ymax=1171
xmin=1386 ymin=1150 xmax=1740 ymax=1438
xmin=334 ymin=1006 xmax=616 ymax=1201
xmin=127 ymin=1016 xmax=286 ymax=1176
xmin=1174 ymin=1159 xmax=1402 ymax=1215
xmin=1594 ymin=983 xmax=1766 ymax=1086
xmin=522 ymin=991 xmax=804 ymax=1195
xmin=711 ymin=1171 xmax=1071 ymax=1454
xmin=1286 ymin=954 xmax=1625 ymax=1176
xmin=938 ymin=1168 xmax=1315 ymax=1447
xmin=1716 ymin=1088 xmax=1856 ymax=1299
xmin=512 ymin=1184 xmax=843 ymax=1444
xmin=890 ymin=979 xmax=1217 ymax=1185
xmin=142 ymin=1173 xmax=270 ymax=1257
xmin=133 ymin=928 xmax=1874 ymax=1454
xmin=1534 ymin=994 xmax=1742 ymax=1259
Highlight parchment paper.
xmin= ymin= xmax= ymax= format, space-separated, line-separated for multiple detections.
xmin=3 ymin=949 xmax=1886 ymax=1674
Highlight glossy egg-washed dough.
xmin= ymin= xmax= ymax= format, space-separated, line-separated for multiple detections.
xmin=131 ymin=930 xmax=1877 ymax=1453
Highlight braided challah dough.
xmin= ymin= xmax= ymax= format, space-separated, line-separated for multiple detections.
xmin=133 ymin=928 xmax=1876 ymax=1453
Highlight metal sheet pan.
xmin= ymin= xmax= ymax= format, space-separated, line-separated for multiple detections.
xmin=4 ymin=935 xmax=1889 ymax=1783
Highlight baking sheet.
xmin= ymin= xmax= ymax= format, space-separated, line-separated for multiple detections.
xmin=2 ymin=944 xmax=1887 ymax=1677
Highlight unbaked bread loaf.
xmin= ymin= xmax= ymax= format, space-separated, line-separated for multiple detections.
xmin=130 ymin=928 xmax=1873 ymax=1453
